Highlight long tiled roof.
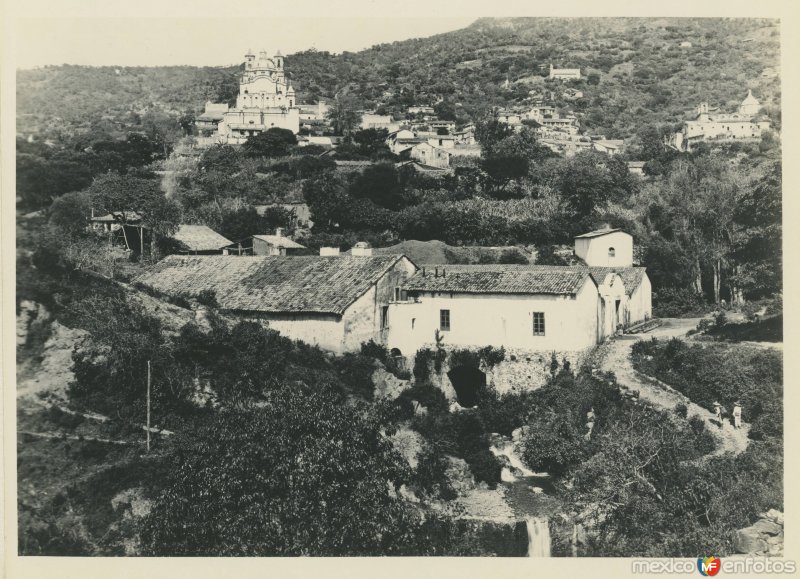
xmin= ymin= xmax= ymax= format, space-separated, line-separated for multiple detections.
xmin=522 ymin=265 xmax=646 ymax=296
xmin=402 ymin=265 xmax=592 ymax=295
xmin=401 ymin=264 xmax=646 ymax=296
xmin=172 ymin=225 xmax=233 ymax=252
xmin=134 ymin=255 xmax=408 ymax=315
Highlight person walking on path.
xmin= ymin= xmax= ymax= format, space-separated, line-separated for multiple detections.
xmin=584 ymin=407 xmax=596 ymax=440
xmin=713 ymin=401 xmax=723 ymax=426
xmin=732 ymin=401 xmax=743 ymax=429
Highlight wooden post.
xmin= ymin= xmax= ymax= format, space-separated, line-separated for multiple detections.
xmin=146 ymin=360 xmax=151 ymax=453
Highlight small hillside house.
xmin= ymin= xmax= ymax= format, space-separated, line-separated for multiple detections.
xmin=574 ymin=228 xmax=634 ymax=268
xmin=172 ymin=225 xmax=233 ymax=255
xmin=134 ymin=254 xmax=418 ymax=353
xmin=224 ymin=229 xmax=307 ymax=256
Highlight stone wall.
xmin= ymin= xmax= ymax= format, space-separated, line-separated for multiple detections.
xmin=410 ymin=344 xmax=592 ymax=400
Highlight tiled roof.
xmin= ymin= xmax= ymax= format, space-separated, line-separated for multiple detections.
xmin=574 ymin=228 xmax=624 ymax=239
xmin=587 ymin=267 xmax=646 ymax=295
xmin=172 ymin=225 xmax=233 ymax=252
xmin=522 ymin=265 xmax=646 ymax=295
xmin=402 ymin=265 xmax=592 ymax=295
xmin=134 ymin=255 xmax=407 ymax=315
xmin=401 ymin=264 xmax=646 ymax=296
xmin=252 ymin=235 xmax=306 ymax=249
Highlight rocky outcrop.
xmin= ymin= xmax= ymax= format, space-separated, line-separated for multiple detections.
xmin=734 ymin=509 xmax=784 ymax=557
xmin=16 ymin=300 xmax=50 ymax=347
xmin=372 ymin=366 xmax=411 ymax=400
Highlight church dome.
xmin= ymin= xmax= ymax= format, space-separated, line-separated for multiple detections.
xmin=741 ymin=89 xmax=760 ymax=106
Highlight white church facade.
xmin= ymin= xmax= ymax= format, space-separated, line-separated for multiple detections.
xmin=200 ymin=49 xmax=301 ymax=144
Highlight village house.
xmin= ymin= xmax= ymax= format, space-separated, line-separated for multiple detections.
xmin=591 ymin=138 xmax=625 ymax=156
xmin=452 ymin=124 xmax=476 ymax=145
xmin=172 ymin=225 xmax=233 ymax=255
xmin=195 ymin=102 xmax=230 ymax=135
xmin=387 ymin=266 xmax=602 ymax=357
xmin=627 ymin=161 xmax=646 ymax=176
xmin=407 ymin=105 xmax=436 ymax=115
xmin=359 ymin=113 xmax=401 ymax=133
xmin=410 ymin=142 xmax=451 ymax=169
xmin=134 ymin=254 xmax=418 ymax=353
xmin=223 ymin=229 xmax=307 ymax=256
xmin=387 ymin=227 xmax=649 ymax=351
xmin=297 ymin=101 xmax=329 ymax=122
xmin=549 ymin=64 xmax=581 ymax=80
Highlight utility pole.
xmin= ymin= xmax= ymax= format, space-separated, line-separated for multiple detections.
xmin=147 ymin=360 xmax=151 ymax=453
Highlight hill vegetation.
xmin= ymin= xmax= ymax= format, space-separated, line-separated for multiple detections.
xmin=18 ymin=18 xmax=780 ymax=142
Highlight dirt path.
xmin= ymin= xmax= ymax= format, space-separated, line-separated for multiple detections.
xmin=593 ymin=318 xmax=750 ymax=457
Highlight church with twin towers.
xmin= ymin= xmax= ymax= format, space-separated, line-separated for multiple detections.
xmin=199 ymin=49 xmax=300 ymax=144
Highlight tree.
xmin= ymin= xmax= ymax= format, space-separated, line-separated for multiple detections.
xmin=139 ymin=385 xmax=419 ymax=556
xmin=325 ymin=94 xmax=363 ymax=137
xmin=199 ymin=145 xmax=241 ymax=174
xmin=217 ymin=207 xmax=268 ymax=241
xmin=87 ymin=173 xmax=181 ymax=254
xmin=242 ymin=128 xmax=297 ymax=159
xmin=48 ymin=191 xmax=92 ymax=236
xmin=349 ymin=162 xmax=405 ymax=210
xmin=730 ymin=160 xmax=782 ymax=301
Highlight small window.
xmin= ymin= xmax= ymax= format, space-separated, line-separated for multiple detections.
xmin=533 ymin=312 xmax=545 ymax=336
xmin=440 ymin=309 xmax=451 ymax=332
xmin=394 ymin=287 xmax=401 ymax=301
xmin=608 ymin=247 xmax=616 ymax=258
xmin=381 ymin=306 xmax=389 ymax=330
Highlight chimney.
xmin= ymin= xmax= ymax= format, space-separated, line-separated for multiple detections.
xmin=351 ymin=241 xmax=373 ymax=257
xmin=320 ymin=247 xmax=340 ymax=256
xmin=275 ymin=227 xmax=284 ymax=237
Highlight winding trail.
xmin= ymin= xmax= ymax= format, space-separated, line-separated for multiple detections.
xmin=591 ymin=318 xmax=750 ymax=457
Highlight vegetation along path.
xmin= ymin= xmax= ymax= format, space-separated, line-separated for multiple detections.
xmin=593 ymin=318 xmax=750 ymax=457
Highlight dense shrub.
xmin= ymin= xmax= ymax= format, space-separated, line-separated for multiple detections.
xmin=631 ymin=338 xmax=783 ymax=434
xmin=413 ymin=444 xmax=456 ymax=500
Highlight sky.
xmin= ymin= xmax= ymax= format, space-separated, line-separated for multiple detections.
xmin=15 ymin=17 xmax=475 ymax=69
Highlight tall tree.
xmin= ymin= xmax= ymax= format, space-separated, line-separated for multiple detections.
xmin=325 ymin=94 xmax=363 ymax=137
xmin=88 ymin=173 xmax=181 ymax=254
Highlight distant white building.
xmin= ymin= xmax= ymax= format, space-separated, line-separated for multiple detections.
xmin=670 ymin=90 xmax=770 ymax=151
xmin=549 ymin=64 xmax=581 ymax=80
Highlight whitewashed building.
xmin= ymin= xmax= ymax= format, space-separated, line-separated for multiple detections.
xmin=134 ymin=254 xmax=418 ymax=354
xmin=574 ymin=228 xmax=634 ymax=268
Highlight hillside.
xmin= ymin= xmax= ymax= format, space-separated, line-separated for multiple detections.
xmin=17 ymin=17 xmax=780 ymax=141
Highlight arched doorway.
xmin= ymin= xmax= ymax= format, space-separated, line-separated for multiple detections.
xmin=447 ymin=366 xmax=487 ymax=408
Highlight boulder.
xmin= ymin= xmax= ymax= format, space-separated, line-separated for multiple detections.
xmin=764 ymin=509 xmax=784 ymax=526
xmin=751 ymin=518 xmax=782 ymax=536
xmin=734 ymin=527 xmax=767 ymax=554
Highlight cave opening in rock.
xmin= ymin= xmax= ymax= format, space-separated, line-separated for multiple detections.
xmin=447 ymin=366 xmax=487 ymax=408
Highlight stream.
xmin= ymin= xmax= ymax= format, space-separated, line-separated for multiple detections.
xmin=489 ymin=434 xmax=561 ymax=556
